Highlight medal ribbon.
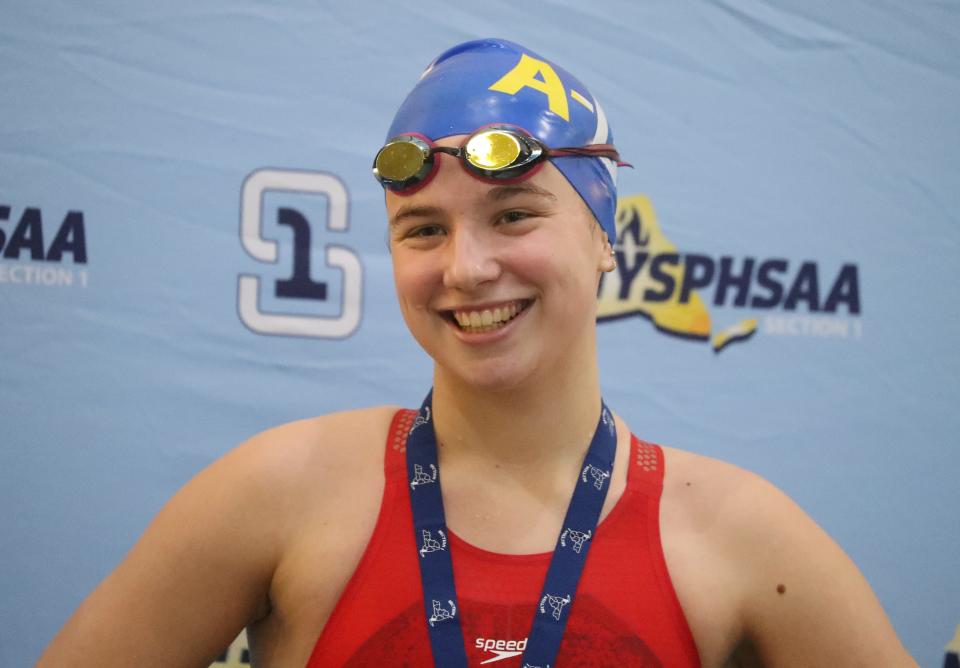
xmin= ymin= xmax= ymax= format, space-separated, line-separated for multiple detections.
xmin=405 ymin=389 xmax=617 ymax=667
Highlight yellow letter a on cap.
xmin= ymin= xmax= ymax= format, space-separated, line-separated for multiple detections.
xmin=488 ymin=53 xmax=570 ymax=121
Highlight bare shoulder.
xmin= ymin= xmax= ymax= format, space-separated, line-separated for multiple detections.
xmin=658 ymin=445 xmax=759 ymax=523
xmin=658 ymin=445 xmax=799 ymax=552
xmin=188 ymin=405 xmax=403 ymax=531
xmin=36 ymin=405 xmax=402 ymax=668
xmin=657 ymin=445 xmax=916 ymax=667
xmin=234 ymin=405 xmax=401 ymax=489
xmin=241 ymin=405 xmax=402 ymax=460
xmin=237 ymin=405 xmax=406 ymax=664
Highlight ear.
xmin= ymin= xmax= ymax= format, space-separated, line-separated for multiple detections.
xmin=599 ymin=238 xmax=617 ymax=273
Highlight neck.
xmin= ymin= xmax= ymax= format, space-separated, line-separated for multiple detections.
xmin=430 ymin=353 xmax=603 ymax=471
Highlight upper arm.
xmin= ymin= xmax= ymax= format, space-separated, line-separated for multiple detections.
xmin=36 ymin=424 xmax=313 ymax=668
xmin=728 ymin=473 xmax=916 ymax=667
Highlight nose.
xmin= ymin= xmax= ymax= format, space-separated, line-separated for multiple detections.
xmin=442 ymin=224 xmax=501 ymax=291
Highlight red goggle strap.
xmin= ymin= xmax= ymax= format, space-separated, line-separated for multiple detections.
xmin=547 ymin=144 xmax=632 ymax=168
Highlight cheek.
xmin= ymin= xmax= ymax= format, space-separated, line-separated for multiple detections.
xmin=512 ymin=235 xmax=597 ymax=293
xmin=392 ymin=252 xmax=435 ymax=313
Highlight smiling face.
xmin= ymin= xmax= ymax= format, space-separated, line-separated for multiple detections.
xmin=387 ymin=137 xmax=616 ymax=392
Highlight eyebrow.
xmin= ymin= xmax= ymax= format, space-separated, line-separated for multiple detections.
xmin=389 ymin=183 xmax=558 ymax=226
xmin=485 ymin=183 xmax=558 ymax=203
xmin=390 ymin=205 xmax=445 ymax=227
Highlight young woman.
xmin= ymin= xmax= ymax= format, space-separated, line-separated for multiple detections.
xmin=38 ymin=39 xmax=915 ymax=667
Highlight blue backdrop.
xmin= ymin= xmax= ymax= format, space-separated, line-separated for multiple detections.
xmin=2 ymin=2 xmax=958 ymax=666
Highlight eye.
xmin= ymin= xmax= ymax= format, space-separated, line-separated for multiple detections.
xmin=498 ymin=210 xmax=530 ymax=225
xmin=406 ymin=224 xmax=445 ymax=239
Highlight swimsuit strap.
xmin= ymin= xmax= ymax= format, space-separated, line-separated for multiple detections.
xmin=385 ymin=408 xmax=418 ymax=480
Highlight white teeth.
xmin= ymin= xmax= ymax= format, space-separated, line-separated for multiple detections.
xmin=452 ymin=301 xmax=526 ymax=332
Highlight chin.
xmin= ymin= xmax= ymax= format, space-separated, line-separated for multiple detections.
xmin=437 ymin=348 xmax=550 ymax=394
xmin=457 ymin=367 xmax=530 ymax=393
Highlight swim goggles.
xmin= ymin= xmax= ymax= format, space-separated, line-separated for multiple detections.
xmin=372 ymin=125 xmax=628 ymax=194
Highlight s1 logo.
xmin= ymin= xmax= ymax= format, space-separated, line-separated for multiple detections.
xmin=238 ymin=169 xmax=362 ymax=338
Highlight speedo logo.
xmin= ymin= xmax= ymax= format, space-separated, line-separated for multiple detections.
xmin=598 ymin=195 xmax=863 ymax=352
xmin=475 ymin=636 xmax=528 ymax=664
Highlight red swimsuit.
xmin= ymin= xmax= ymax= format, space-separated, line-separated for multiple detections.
xmin=307 ymin=409 xmax=700 ymax=667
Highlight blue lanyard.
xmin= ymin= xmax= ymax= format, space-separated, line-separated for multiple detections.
xmin=405 ymin=390 xmax=617 ymax=667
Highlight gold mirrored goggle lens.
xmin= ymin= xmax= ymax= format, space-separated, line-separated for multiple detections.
xmin=465 ymin=130 xmax=522 ymax=170
xmin=375 ymin=141 xmax=427 ymax=182
xmin=374 ymin=128 xmax=590 ymax=191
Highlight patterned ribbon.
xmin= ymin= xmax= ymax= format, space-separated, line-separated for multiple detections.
xmin=405 ymin=389 xmax=617 ymax=667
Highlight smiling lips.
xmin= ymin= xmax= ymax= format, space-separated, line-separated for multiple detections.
xmin=448 ymin=300 xmax=530 ymax=333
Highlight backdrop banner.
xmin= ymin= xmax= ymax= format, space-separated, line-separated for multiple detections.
xmin=1 ymin=2 xmax=957 ymax=666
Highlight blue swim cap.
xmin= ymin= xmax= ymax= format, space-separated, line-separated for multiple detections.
xmin=386 ymin=38 xmax=620 ymax=243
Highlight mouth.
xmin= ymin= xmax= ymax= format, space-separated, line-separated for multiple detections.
xmin=442 ymin=299 xmax=532 ymax=334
